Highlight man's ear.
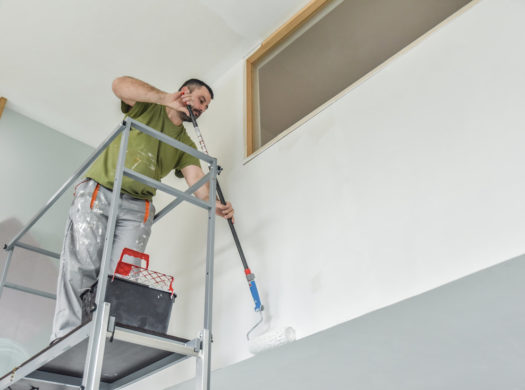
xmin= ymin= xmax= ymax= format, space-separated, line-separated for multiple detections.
xmin=181 ymin=86 xmax=191 ymax=94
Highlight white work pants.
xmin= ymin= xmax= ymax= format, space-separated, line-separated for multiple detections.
xmin=50 ymin=179 xmax=155 ymax=341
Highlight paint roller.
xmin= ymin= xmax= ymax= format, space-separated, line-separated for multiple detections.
xmin=185 ymin=104 xmax=296 ymax=354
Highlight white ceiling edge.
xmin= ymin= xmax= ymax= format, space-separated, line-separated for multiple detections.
xmin=0 ymin=0 xmax=310 ymax=147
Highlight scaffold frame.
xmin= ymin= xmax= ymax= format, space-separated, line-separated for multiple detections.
xmin=0 ymin=117 xmax=218 ymax=390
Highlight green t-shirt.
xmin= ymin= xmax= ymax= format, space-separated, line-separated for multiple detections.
xmin=86 ymin=101 xmax=201 ymax=200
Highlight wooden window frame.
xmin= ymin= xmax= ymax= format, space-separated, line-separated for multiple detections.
xmin=0 ymin=97 xmax=7 ymax=119
xmin=245 ymin=0 xmax=331 ymax=156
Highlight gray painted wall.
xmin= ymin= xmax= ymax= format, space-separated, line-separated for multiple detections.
xmin=169 ymin=253 xmax=525 ymax=390
xmin=0 ymin=107 xmax=94 ymax=249
xmin=0 ymin=107 xmax=93 ymax=373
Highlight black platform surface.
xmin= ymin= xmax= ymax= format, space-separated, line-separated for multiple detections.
xmin=1 ymin=323 xmax=191 ymax=389
xmin=8 ymin=380 xmax=79 ymax=390
xmin=45 ymin=334 xmax=183 ymax=382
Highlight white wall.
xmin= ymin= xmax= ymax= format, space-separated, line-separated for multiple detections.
xmin=130 ymin=0 xmax=525 ymax=387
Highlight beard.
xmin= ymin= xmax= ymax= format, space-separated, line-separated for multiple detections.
xmin=181 ymin=108 xmax=202 ymax=122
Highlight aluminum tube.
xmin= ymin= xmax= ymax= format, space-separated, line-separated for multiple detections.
xmin=25 ymin=370 xmax=84 ymax=388
xmin=0 ymin=323 xmax=91 ymax=389
xmin=123 ymin=168 xmax=211 ymax=210
xmin=196 ymin=161 xmax=218 ymax=390
xmin=81 ymin=303 xmax=111 ymax=390
xmin=83 ymin=124 xmax=130 ymax=390
xmin=203 ymin=161 xmax=217 ymax=330
xmin=126 ymin=118 xmax=214 ymax=164
xmin=154 ymin=173 xmax=212 ymax=223
xmin=5 ymin=123 xmax=126 ymax=251
xmin=111 ymin=326 xmax=199 ymax=356
xmin=0 ymin=248 xmax=14 ymax=298
xmin=4 ymin=282 xmax=56 ymax=300
xmin=14 ymin=241 xmax=60 ymax=260
xmin=196 ymin=329 xmax=212 ymax=390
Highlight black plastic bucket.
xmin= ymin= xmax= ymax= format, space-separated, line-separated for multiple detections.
xmin=81 ymin=276 xmax=176 ymax=334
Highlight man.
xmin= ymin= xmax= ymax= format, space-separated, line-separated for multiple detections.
xmin=50 ymin=76 xmax=233 ymax=342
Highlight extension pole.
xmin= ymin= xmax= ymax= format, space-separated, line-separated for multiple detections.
xmin=186 ymin=105 xmax=263 ymax=313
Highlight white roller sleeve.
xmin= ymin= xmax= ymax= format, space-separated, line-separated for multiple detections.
xmin=248 ymin=327 xmax=296 ymax=354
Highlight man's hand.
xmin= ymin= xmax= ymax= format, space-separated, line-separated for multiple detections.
xmin=112 ymin=76 xmax=193 ymax=120
xmin=161 ymin=90 xmax=191 ymax=117
xmin=216 ymin=200 xmax=235 ymax=222
xmin=182 ymin=165 xmax=236 ymax=222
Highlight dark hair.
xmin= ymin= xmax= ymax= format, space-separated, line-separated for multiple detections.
xmin=179 ymin=78 xmax=214 ymax=99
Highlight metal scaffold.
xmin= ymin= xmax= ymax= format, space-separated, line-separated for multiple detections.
xmin=0 ymin=118 xmax=218 ymax=390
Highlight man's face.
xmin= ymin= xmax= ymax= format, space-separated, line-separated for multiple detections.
xmin=181 ymin=85 xmax=212 ymax=121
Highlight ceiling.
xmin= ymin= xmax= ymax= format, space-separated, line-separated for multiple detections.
xmin=0 ymin=0 xmax=309 ymax=147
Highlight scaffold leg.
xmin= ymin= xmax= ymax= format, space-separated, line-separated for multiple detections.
xmin=82 ymin=302 xmax=111 ymax=390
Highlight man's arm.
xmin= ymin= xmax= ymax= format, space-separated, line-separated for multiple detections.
xmin=112 ymin=76 xmax=190 ymax=117
xmin=181 ymin=165 xmax=235 ymax=221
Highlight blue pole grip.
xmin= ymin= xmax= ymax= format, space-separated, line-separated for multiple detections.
xmin=249 ymin=280 xmax=263 ymax=312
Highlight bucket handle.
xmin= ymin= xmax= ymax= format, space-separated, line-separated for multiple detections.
xmin=114 ymin=248 xmax=150 ymax=277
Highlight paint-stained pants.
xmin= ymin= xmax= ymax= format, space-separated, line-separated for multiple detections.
xmin=50 ymin=179 xmax=155 ymax=341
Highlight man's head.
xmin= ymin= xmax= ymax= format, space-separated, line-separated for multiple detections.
xmin=179 ymin=79 xmax=214 ymax=121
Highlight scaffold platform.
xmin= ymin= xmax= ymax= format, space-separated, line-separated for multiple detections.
xmin=0 ymin=310 xmax=201 ymax=390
